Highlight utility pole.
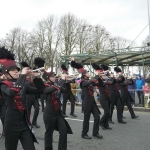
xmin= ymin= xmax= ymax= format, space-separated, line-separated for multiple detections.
xmin=147 ymin=0 xmax=150 ymax=44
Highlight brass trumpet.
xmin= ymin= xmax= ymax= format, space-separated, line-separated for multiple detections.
xmin=32 ymin=63 xmax=50 ymax=72
xmin=56 ymin=73 xmax=80 ymax=80
xmin=67 ymin=73 xmax=80 ymax=80
xmin=32 ymin=63 xmax=50 ymax=77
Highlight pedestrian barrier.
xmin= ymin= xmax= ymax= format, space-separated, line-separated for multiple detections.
xmin=70 ymin=89 xmax=150 ymax=108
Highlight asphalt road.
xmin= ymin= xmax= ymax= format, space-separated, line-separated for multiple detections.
xmin=0 ymin=105 xmax=150 ymax=150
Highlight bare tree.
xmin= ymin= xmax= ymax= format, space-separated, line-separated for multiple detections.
xmin=0 ymin=28 xmax=31 ymax=66
xmin=0 ymin=13 xmax=136 ymax=70
xmin=58 ymin=13 xmax=82 ymax=55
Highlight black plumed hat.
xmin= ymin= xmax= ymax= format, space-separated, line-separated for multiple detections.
xmin=114 ymin=66 xmax=122 ymax=73
xmin=34 ymin=57 xmax=45 ymax=68
xmin=20 ymin=61 xmax=31 ymax=68
xmin=0 ymin=47 xmax=15 ymax=60
xmin=71 ymin=60 xmax=87 ymax=74
xmin=33 ymin=57 xmax=56 ymax=81
xmin=0 ymin=47 xmax=20 ymax=73
xmin=61 ymin=64 xmax=68 ymax=73
xmin=101 ymin=64 xmax=109 ymax=71
xmin=92 ymin=63 xmax=103 ymax=72
xmin=71 ymin=60 xmax=83 ymax=69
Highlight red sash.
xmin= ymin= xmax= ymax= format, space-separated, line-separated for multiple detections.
xmin=105 ymin=86 xmax=109 ymax=97
xmin=45 ymin=83 xmax=60 ymax=111
xmin=115 ymin=84 xmax=119 ymax=92
xmin=2 ymin=80 xmax=25 ymax=112
xmin=82 ymin=79 xmax=94 ymax=96
xmin=88 ymin=85 xmax=94 ymax=96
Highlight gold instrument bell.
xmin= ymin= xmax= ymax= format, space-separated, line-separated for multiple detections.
xmin=32 ymin=63 xmax=50 ymax=72
xmin=32 ymin=62 xmax=50 ymax=76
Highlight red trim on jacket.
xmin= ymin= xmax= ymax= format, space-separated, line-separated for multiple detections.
xmin=2 ymin=80 xmax=25 ymax=112
xmin=45 ymin=83 xmax=60 ymax=110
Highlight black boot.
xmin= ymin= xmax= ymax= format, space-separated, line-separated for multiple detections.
xmin=82 ymin=134 xmax=92 ymax=139
xmin=93 ymin=133 xmax=103 ymax=139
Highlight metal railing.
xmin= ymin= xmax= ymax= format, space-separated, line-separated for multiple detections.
xmin=70 ymin=89 xmax=150 ymax=108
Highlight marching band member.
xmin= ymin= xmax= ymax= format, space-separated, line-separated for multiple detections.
xmin=33 ymin=58 xmax=46 ymax=112
xmin=34 ymin=57 xmax=73 ymax=150
xmin=0 ymin=47 xmax=40 ymax=150
xmin=0 ymin=69 xmax=7 ymax=138
xmin=40 ymin=93 xmax=45 ymax=112
xmin=92 ymin=63 xmax=112 ymax=130
xmin=20 ymin=61 xmax=40 ymax=128
xmin=71 ymin=58 xmax=103 ymax=139
xmin=118 ymin=75 xmax=139 ymax=119
xmin=61 ymin=64 xmax=77 ymax=117
xmin=107 ymin=67 xmax=126 ymax=124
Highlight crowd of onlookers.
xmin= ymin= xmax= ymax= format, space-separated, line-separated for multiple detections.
xmin=128 ymin=74 xmax=150 ymax=108
xmin=66 ymin=74 xmax=150 ymax=108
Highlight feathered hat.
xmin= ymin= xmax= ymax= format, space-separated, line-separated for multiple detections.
xmin=61 ymin=64 xmax=68 ymax=74
xmin=101 ymin=64 xmax=109 ymax=71
xmin=71 ymin=60 xmax=87 ymax=74
xmin=92 ymin=63 xmax=103 ymax=73
xmin=34 ymin=57 xmax=45 ymax=68
xmin=0 ymin=47 xmax=20 ymax=73
xmin=34 ymin=57 xmax=55 ymax=81
xmin=114 ymin=66 xmax=122 ymax=73
xmin=101 ymin=64 xmax=111 ymax=76
xmin=20 ymin=61 xmax=31 ymax=68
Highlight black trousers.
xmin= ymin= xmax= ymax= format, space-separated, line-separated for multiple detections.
xmin=109 ymin=95 xmax=123 ymax=121
xmin=27 ymin=98 xmax=39 ymax=124
xmin=99 ymin=98 xmax=110 ymax=127
xmin=40 ymin=94 xmax=45 ymax=111
xmin=122 ymin=96 xmax=135 ymax=117
xmin=82 ymin=102 xmax=100 ymax=136
xmin=5 ymin=129 xmax=35 ymax=150
xmin=0 ymin=103 xmax=6 ymax=130
xmin=44 ymin=115 xmax=67 ymax=150
xmin=5 ymin=111 xmax=36 ymax=150
xmin=62 ymin=93 xmax=75 ymax=115
xmin=136 ymin=91 xmax=144 ymax=104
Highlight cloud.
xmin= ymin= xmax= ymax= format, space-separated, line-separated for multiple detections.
xmin=0 ymin=0 xmax=149 ymax=45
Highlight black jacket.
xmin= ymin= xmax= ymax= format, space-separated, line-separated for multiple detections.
xmin=43 ymin=80 xmax=73 ymax=134
xmin=80 ymin=76 xmax=101 ymax=114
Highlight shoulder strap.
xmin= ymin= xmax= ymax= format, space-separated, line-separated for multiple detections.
xmin=2 ymin=80 xmax=13 ymax=88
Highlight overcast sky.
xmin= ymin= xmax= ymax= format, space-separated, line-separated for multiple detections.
xmin=0 ymin=0 xmax=149 ymax=46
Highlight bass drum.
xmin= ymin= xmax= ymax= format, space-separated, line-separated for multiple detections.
xmin=0 ymin=119 xmax=3 ymax=138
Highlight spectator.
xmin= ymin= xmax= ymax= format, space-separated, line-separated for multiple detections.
xmin=135 ymin=74 xmax=145 ymax=106
xmin=128 ymin=76 xmax=136 ymax=107
xmin=94 ymin=86 xmax=100 ymax=103
xmin=142 ymin=82 xmax=150 ymax=108
xmin=145 ymin=74 xmax=150 ymax=83
xmin=71 ymin=82 xmax=77 ymax=100
xmin=76 ymin=79 xmax=82 ymax=103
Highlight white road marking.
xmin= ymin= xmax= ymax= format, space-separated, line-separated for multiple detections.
xmin=65 ymin=118 xmax=94 ymax=123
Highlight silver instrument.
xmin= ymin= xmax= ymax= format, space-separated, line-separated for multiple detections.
xmin=32 ymin=63 xmax=50 ymax=72
xmin=32 ymin=63 xmax=50 ymax=77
